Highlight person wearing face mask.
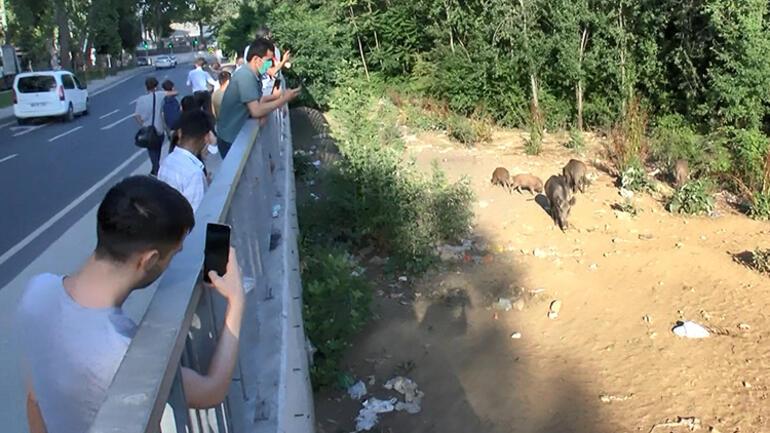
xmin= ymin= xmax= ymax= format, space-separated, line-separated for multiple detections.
xmin=216 ymin=38 xmax=301 ymax=158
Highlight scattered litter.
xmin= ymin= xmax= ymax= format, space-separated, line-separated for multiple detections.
xmin=395 ymin=401 xmax=421 ymax=414
xmin=672 ymin=321 xmax=710 ymax=339
xmin=533 ymin=248 xmax=548 ymax=258
xmin=478 ymin=200 xmax=490 ymax=208
xmin=493 ymin=298 xmax=513 ymax=312
xmin=642 ymin=314 xmax=652 ymax=324
xmin=675 ymin=242 xmax=684 ymax=248
xmin=510 ymin=332 xmax=522 ymax=339
xmin=271 ymin=204 xmax=281 ymax=218
xmin=742 ymin=380 xmax=752 ymax=388
xmin=310 ymin=192 xmax=320 ymax=201
xmin=398 ymin=276 xmax=408 ymax=282
xmin=738 ymin=323 xmax=751 ymax=331
xmin=599 ymin=393 xmax=633 ymax=403
xmin=384 ymin=376 xmax=424 ymax=404
xmin=436 ymin=240 xmax=473 ymax=261
xmin=589 ymin=263 xmax=598 ymax=271
xmin=529 ymin=288 xmax=546 ymax=295
xmin=639 ymin=233 xmax=654 ymax=240
xmin=312 ymin=160 xmax=322 ymax=167
xmin=354 ymin=397 xmax=396 ymax=431
xmin=648 ymin=416 xmax=701 ymax=433
xmin=548 ymin=300 xmax=562 ymax=320
xmin=348 ymin=381 xmax=368 ymax=400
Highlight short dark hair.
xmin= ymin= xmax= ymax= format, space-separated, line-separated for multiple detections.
xmin=246 ymin=38 xmax=274 ymax=62
xmin=161 ymin=79 xmax=175 ymax=91
xmin=196 ymin=57 xmax=205 ymax=66
xmin=145 ymin=77 xmax=158 ymax=91
xmin=180 ymin=95 xmax=197 ymax=112
xmin=95 ymin=176 xmax=194 ymax=262
xmin=219 ymin=71 xmax=231 ymax=84
xmin=178 ymin=109 xmax=214 ymax=142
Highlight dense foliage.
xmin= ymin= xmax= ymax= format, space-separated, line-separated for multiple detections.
xmin=218 ymin=0 xmax=770 ymax=209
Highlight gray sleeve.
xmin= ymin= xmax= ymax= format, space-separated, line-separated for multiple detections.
xmin=235 ymin=71 xmax=262 ymax=104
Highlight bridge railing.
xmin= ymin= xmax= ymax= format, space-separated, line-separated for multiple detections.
xmin=89 ymin=104 xmax=315 ymax=433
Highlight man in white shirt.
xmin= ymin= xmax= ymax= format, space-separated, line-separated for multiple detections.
xmin=186 ymin=58 xmax=218 ymax=114
xmin=158 ymin=109 xmax=212 ymax=211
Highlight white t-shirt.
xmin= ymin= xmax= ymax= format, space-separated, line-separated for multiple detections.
xmin=17 ymin=274 xmax=137 ymax=433
xmin=158 ymin=147 xmax=207 ymax=211
xmin=134 ymin=91 xmax=165 ymax=134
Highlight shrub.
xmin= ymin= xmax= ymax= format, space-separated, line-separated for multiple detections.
xmin=320 ymin=69 xmax=475 ymax=272
xmin=651 ymin=114 xmax=701 ymax=167
xmin=749 ymin=191 xmax=770 ymax=220
xmin=667 ymin=179 xmax=715 ymax=215
xmin=751 ymin=248 xmax=770 ymax=274
xmin=565 ymin=129 xmax=585 ymax=151
xmin=301 ymin=246 xmax=371 ymax=389
xmin=620 ymin=158 xmax=652 ymax=192
xmin=605 ymin=97 xmax=649 ymax=171
xmin=446 ymin=113 xmax=476 ymax=146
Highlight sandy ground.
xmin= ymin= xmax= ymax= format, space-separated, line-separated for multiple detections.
xmin=294 ymin=109 xmax=770 ymax=433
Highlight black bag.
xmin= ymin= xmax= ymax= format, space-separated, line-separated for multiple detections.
xmin=134 ymin=93 xmax=163 ymax=149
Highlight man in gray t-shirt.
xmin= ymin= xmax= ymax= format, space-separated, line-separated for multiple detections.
xmin=133 ymin=76 xmax=166 ymax=175
xmin=215 ymin=38 xmax=300 ymax=158
xmin=17 ymin=176 xmax=246 ymax=433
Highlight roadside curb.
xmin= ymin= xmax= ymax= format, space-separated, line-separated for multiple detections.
xmin=0 ymin=66 xmax=151 ymax=125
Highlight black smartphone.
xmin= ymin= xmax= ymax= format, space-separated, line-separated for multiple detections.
xmin=203 ymin=223 xmax=231 ymax=283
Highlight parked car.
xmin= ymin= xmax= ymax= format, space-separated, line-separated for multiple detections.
xmin=137 ymin=57 xmax=151 ymax=66
xmin=169 ymin=55 xmax=178 ymax=67
xmin=154 ymin=55 xmax=174 ymax=69
xmin=13 ymin=71 xmax=89 ymax=124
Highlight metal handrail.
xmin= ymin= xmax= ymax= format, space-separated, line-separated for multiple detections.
xmin=88 ymin=102 xmax=314 ymax=433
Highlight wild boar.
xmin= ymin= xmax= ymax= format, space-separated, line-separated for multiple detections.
xmin=545 ymin=175 xmax=576 ymax=231
xmin=562 ymin=159 xmax=588 ymax=193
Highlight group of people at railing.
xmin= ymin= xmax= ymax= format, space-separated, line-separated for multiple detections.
xmin=17 ymin=28 xmax=297 ymax=433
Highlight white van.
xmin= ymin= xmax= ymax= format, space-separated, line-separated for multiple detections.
xmin=13 ymin=71 xmax=89 ymax=124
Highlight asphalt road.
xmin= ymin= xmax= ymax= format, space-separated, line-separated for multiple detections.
xmin=0 ymin=64 xmax=193 ymax=288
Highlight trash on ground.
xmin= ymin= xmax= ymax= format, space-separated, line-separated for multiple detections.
xmin=510 ymin=332 xmax=522 ymax=339
xmin=648 ymin=416 xmax=701 ymax=433
xmin=493 ymin=298 xmax=513 ymax=312
xmin=672 ymin=321 xmax=710 ymax=339
xmin=437 ymin=240 xmax=473 ymax=261
xmin=398 ymin=276 xmax=408 ymax=282
xmin=354 ymin=397 xmax=397 ymax=432
xmin=395 ymin=401 xmax=421 ymax=414
xmin=512 ymin=299 xmax=525 ymax=311
xmin=312 ymin=160 xmax=322 ymax=167
xmin=599 ymin=393 xmax=633 ymax=403
xmin=348 ymin=381 xmax=368 ymax=400
xmin=548 ymin=300 xmax=562 ymax=320
xmin=384 ymin=376 xmax=424 ymax=404
xmin=738 ymin=323 xmax=751 ymax=331
xmin=271 ymin=204 xmax=281 ymax=218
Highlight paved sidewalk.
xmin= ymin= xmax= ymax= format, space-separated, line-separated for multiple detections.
xmin=0 ymin=65 xmax=152 ymax=123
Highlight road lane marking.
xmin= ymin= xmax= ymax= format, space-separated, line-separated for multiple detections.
xmin=0 ymin=154 xmax=17 ymax=164
xmin=0 ymin=149 xmax=145 ymax=268
xmin=99 ymin=109 xmax=120 ymax=119
xmin=101 ymin=114 xmax=135 ymax=130
xmin=48 ymin=126 xmax=83 ymax=142
xmin=129 ymin=97 xmax=140 ymax=105
xmin=0 ymin=121 xmax=15 ymax=129
xmin=12 ymin=123 xmax=49 ymax=137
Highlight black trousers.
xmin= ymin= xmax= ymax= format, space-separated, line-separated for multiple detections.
xmin=147 ymin=145 xmax=161 ymax=175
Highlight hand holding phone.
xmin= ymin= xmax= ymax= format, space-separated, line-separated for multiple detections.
xmin=206 ymin=247 xmax=245 ymax=306
xmin=204 ymin=223 xmax=230 ymax=283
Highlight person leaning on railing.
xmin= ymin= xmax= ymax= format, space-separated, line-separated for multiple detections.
xmin=17 ymin=176 xmax=246 ymax=433
xmin=216 ymin=38 xmax=301 ymax=159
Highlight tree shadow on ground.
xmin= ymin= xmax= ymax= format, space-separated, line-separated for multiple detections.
xmin=292 ymin=107 xmax=614 ymax=433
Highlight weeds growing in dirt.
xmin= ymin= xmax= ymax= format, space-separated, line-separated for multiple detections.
xmin=749 ymin=248 xmax=770 ymax=274
xmin=565 ymin=129 xmax=585 ymax=151
xmin=526 ymin=104 xmax=544 ymax=155
xmin=620 ymin=159 xmax=653 ymax=192
xmin=668 ymin=180 xmax=715 ymax=215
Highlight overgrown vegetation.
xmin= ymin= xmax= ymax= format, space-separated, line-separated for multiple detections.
xmin=749 ymin=248 xmax=770 ymax=274
xmin=301 ymin=246 xmax=371 ymax=389
xmin=296 ymin=71 xmax=475 ymax=387
xmin=668 ymin=180 xmax=715 ymax=215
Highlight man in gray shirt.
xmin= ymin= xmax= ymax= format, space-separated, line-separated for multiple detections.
xmin=216 ymin=38 xmax=300 ymax=158
xmin=17 ymin=176 xmax=245 ymax=433
xmin=133 ymin=77 xmax=166 ymax=175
